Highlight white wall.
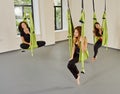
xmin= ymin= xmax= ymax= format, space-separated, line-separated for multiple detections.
xmin=0 ymin=0 xmax=19 ymax=53
xmin=38 ymin=0 xmax=68 ymax=43
xmin=38 ymin=0 xmax=55 ymax=45
xmin=70 ymin=0 xmax=120 ymax=49
xmin=55 ymin=30 xmax=68 ymax=42
xmin=33 ymin=0 xmax=40 ymax=35
xmin=0 ymin=0 xmax=120 ymax=53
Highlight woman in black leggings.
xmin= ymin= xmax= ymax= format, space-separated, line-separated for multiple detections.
xmin=67 ymin=26 xmax=88 ymax=85
xmin=18 ymin=21 xmax=46 ymax=49
xmin=92 ymin=22 xmax=103 ymax=62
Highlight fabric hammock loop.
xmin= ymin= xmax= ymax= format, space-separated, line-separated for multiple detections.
xmin=79 ymin=20 xmax=84 ymax=23
xmin=93 ymin=17 xmax=97 ymax=20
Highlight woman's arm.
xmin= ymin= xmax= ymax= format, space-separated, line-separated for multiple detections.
xmin=99 ymin=29 xmax=103 ymax=35
xmin=93 ymin=30 xmax=96 ymax=37
xmin=99 ymin=29 xmax=103 ymax=40
xmin=71 ymin=45 xmax=75 ymax=58
xmin=21 ymin=36 xmax=30 ymax=45
xmin=69 ymin=44 xmax=75 ymax=60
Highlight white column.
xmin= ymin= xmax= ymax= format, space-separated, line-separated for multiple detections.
xmin=0 ymin=0 xmax=19 ymax=53
xmin=38 ymin=0 xmax=55 ymax=45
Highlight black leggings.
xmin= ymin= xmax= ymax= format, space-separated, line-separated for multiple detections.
xmin=20 ymin=41 xmax=46 ymax=49
xmin=67 ymin=53 xmax=79 ymax=79
xmin=93 ymin=39 xmax=102 ymax=58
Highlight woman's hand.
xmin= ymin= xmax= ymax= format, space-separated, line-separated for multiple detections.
xmin=28 ymin=43 xmax=31 ymax=46
xmin=21 ymin=36 xmax=31 ymax=45
xmin=69 ymin=57 xmax=73 ymax=61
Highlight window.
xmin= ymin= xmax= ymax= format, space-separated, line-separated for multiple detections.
xmin=14 ymin=0 xmax=34 ymax=34
xmin=54 ymin=0 xmax=63 ymax=30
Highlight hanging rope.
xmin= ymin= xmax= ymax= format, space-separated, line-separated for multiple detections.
xmin=23 ymin=12 xmax=38 ymax=56
xmin=67 ymin=0 xmax=74 ymax=57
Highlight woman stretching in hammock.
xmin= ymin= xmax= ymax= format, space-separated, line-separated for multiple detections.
xmin=67 ymin=26 xmax=88 ymax=85
xmin=92 ymin=22 xmax=103 ymax=62
xmin=18 ymin=21 xmax=46 ymax=49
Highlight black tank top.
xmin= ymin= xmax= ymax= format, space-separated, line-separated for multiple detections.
xmin=95 ymin=30 xmax=103 ymax=37
xmin=20 ymin=28 xmax=30 ymax=43
xmin=75 ymin=44 xmax=80 ymax=54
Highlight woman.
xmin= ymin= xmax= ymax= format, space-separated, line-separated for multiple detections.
xmin=67 ymin=26 xmax=88 ymax=85
xmin=92 ymin=22 xmax=103 ymax=62
xmin=18 ymin=21 xmax=46 ymax=49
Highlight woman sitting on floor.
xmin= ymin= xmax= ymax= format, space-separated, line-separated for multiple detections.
xmin=18 ymin=21 xmax=46 ymax=49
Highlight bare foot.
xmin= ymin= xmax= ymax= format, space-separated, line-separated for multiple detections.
xmin=92 ymin=57 xmax=96 ymax=62
xmin=76 ymin=75 xmax=80 ymax=85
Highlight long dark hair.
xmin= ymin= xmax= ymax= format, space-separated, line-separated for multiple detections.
xmin=93 ymin=22 xmax=102 ymax=36
xmin=18 ymin=21 xmax=30 ymax=33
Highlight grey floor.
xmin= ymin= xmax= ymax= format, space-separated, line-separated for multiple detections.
xmin=0 ymin=41 xmax=120 ymax=94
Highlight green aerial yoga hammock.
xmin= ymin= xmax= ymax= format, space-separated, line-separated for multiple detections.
xmin=79 ymin=0 xmax=89 ymax=73
xmin=23 ymin=12 xmax=38 ymax=56
xmin=102 ymin=0 xmax=108 ymax=46
xmin=92 ymin=0 xmax=108 ymax=46
xmin=67 ymin=0 xmax=74 ymax=57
